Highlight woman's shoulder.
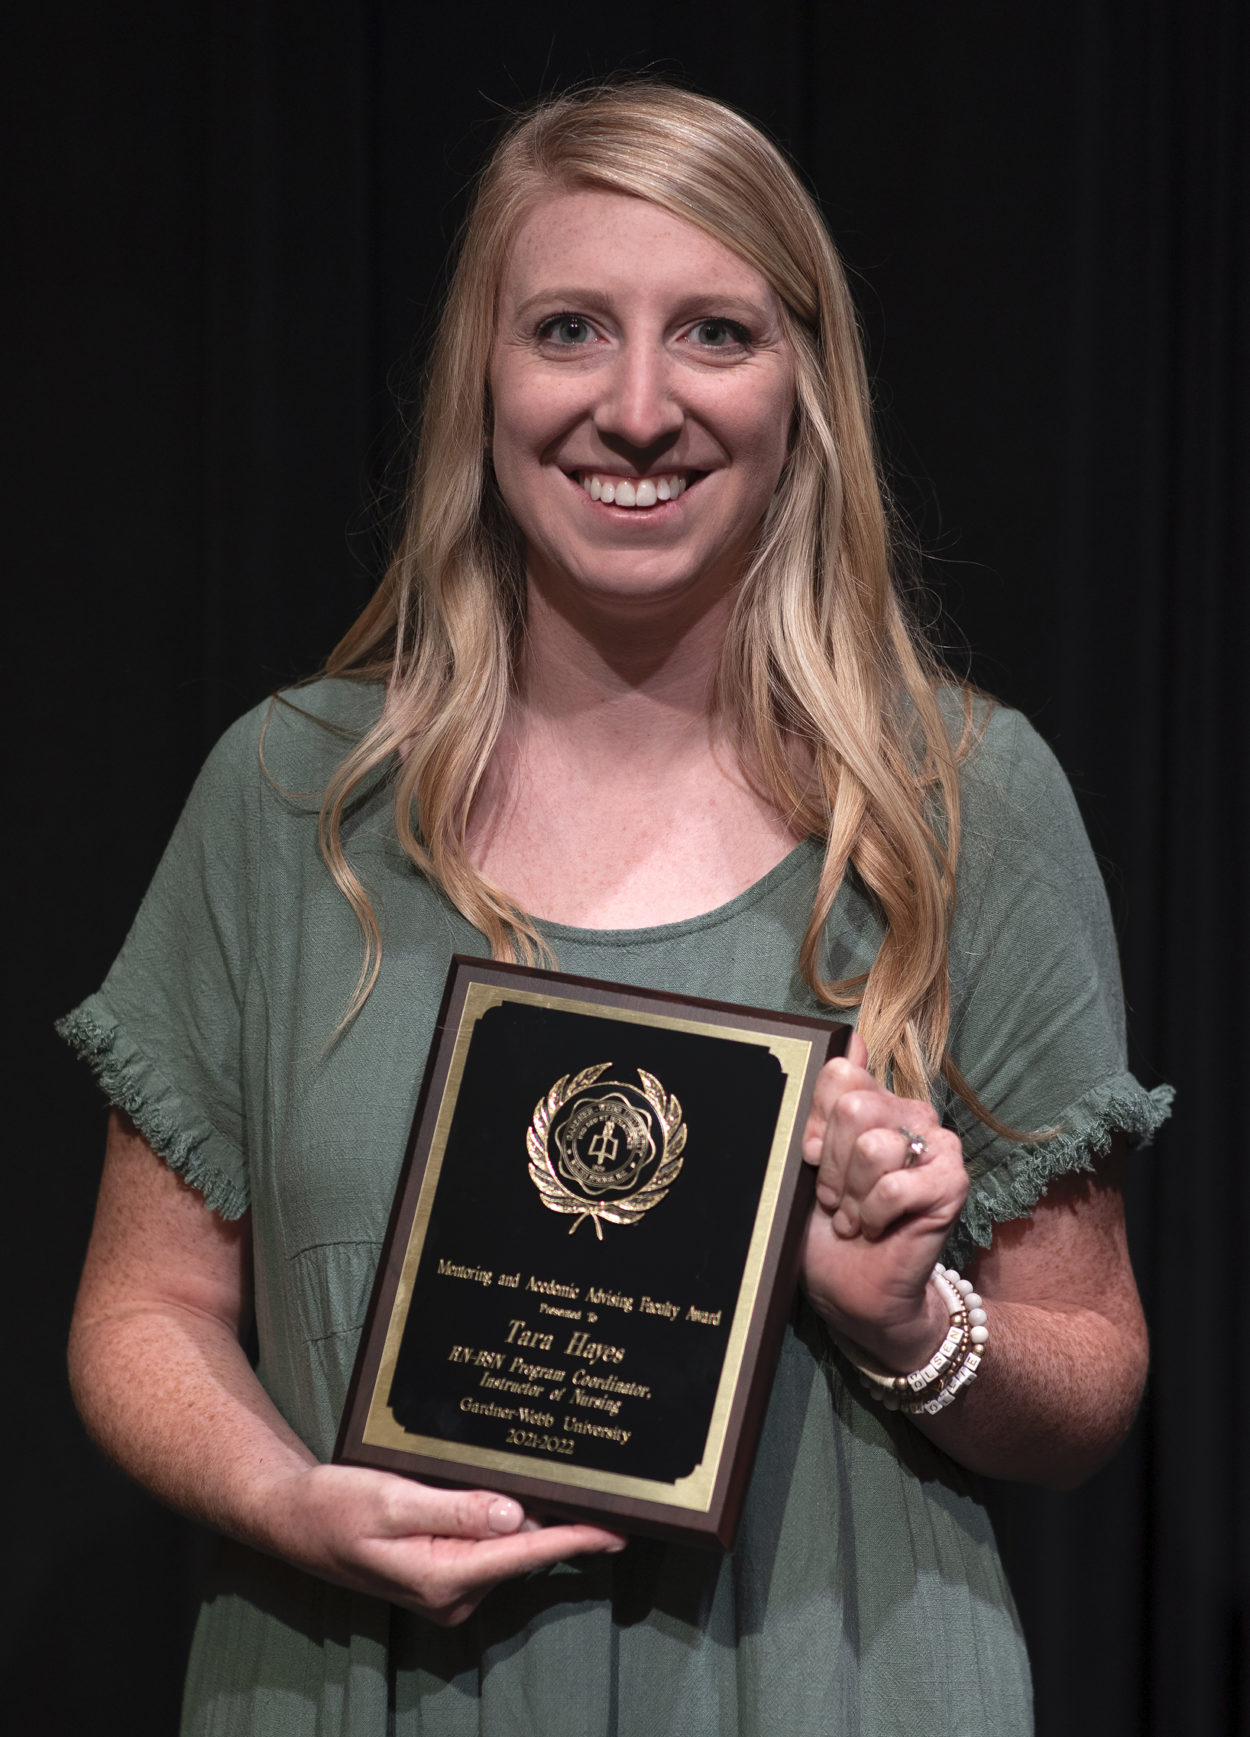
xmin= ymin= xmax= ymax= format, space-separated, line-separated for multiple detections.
xmin=943 ymin=693 xmax=1110 ymax=926
xmin=198 ymin=677 xmax=387 ymax=799
xmin=941 ymin=692 xmax=1088 ymax=849
xmin=938 ymin=687 xmax=1051 ymax=778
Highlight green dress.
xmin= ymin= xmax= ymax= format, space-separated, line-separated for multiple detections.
xmin=59 ymin=679 xmax=1172 ymax=1736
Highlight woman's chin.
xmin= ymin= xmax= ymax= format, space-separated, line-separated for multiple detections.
xmin=523 ymin=547 xmax=748 ymax=626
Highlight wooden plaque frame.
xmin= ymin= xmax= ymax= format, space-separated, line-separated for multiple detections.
xmin=335 ymin=955 xmax=846 ymax=1548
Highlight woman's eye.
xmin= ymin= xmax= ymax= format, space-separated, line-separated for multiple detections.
xmin=690 ymin=318 xmax=750 ymax=349
xmin=537 ymin=314 xmax=595 ymax=346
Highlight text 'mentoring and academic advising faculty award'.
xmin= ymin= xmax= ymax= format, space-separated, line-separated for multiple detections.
xmin=336 ymin=956 xmax=847 ymax=1547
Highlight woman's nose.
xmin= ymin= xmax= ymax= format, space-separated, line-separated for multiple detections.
xmin=594 ymin=343 xmax=682 ymax=456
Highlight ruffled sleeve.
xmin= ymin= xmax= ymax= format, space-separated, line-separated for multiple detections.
xmin=56 ymin=707 xmax=267 ymax=1219
xmin=941 ymin=706 xmax=1172 ymax=1266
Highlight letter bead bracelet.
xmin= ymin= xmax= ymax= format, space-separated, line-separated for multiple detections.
xmin=843 ymin=1264 xmax=989 ymax=1415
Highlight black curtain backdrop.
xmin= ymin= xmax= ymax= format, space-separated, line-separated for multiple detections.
xmin=9 ymin=3 xmax=1246 ymax=1732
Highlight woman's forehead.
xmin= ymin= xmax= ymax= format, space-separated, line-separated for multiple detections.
xmin=497 ymin=188 xmax=778 ymax=314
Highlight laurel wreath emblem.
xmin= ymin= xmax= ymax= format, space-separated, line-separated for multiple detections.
xmin=527 ymin=1062 xmax=687 ymax=1239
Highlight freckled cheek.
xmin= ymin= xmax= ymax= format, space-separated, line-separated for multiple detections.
xmin=737 ymin=425 xmax=793 ymax=505
xmin=722 ymin=377 xmax=794 ymax=486
xmin=490 ymin=389 xmax=584 ymax=483
xmin=488 ymin=399 xmax=549 ymax=491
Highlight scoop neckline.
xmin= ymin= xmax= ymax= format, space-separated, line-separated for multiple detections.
xmin=531 ymin=835 xmax=820 ymax=948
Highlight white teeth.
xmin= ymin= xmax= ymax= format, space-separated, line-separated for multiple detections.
xmin=577 ymin=473 xmax=688 ymax=507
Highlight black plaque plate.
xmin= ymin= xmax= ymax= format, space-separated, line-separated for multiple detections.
xmin=335 ymin=956 xmax=847 ymax=1547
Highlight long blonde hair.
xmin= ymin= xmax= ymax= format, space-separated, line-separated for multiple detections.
xmin=318 ymin=82 xmax=982 ymax=1107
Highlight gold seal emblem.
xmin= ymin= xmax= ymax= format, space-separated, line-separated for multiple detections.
xmin=527 ymin=1062 xmax=687 ymax=1239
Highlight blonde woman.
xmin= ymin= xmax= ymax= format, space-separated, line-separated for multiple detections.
xmin=62 ymin=84 xmax=1169 ymax=1736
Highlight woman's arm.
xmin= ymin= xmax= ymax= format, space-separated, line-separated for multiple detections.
xmin=69 ymin=1111 xmax=625 ymax=1624
xmin=800 ymin=1036 xmax=1149 ymax=1489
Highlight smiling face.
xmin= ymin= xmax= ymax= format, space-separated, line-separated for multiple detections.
xmin=488 ymin=189 xmax=795 ymax=617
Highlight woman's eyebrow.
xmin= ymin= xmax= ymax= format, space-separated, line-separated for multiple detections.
xmin=511 ymin=286 xmax=776 ymax=322
xmin=511 ymin=287 xmax=613 ymax=317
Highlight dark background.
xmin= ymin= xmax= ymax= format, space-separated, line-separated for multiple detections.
xmin=9 ymin=2 xmax=1245 ymax=1732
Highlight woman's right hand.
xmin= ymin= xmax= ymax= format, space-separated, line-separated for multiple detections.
xmin=260 ymin=1464 xmax=625 ymax=1625
xmin=70 ymin=1113 xmax=625 ymax=1627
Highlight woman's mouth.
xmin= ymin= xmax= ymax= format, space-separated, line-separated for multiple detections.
xmin=575 ymin=471 xmax=692 ymax=509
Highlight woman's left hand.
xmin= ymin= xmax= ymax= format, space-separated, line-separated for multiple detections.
xmin=800 ymin=1031 xmax=970 ymax=1373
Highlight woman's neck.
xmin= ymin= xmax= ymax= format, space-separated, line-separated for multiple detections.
xmin=510 ymin=572 xmax=732 ymax=770
xmin=464 ymin=575 xmax=804 ymax=929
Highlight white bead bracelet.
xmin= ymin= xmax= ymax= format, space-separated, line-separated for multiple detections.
xmin=843 ymin=1263 xmax=989 ymax=1415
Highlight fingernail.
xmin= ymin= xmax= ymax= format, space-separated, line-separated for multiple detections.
xmin=488 ymin=1496 xmax=524 ymax=1533
xmin=605 ymin=1538 xmax=628 ymax=1553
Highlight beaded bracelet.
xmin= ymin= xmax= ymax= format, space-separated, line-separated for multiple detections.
xmin=843 ymin=1263 xmax=989 ymax=1415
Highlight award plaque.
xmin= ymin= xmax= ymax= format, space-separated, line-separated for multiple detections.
xmin=335 ymin=956 xmax=847 ymax=1547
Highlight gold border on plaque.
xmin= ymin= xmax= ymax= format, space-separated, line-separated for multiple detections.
xmin=359 ymin=981 xmax=813 ymax=1511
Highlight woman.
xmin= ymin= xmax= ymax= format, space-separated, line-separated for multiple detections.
xmin=61 ymin=84 xmax=1169 ymax=1734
